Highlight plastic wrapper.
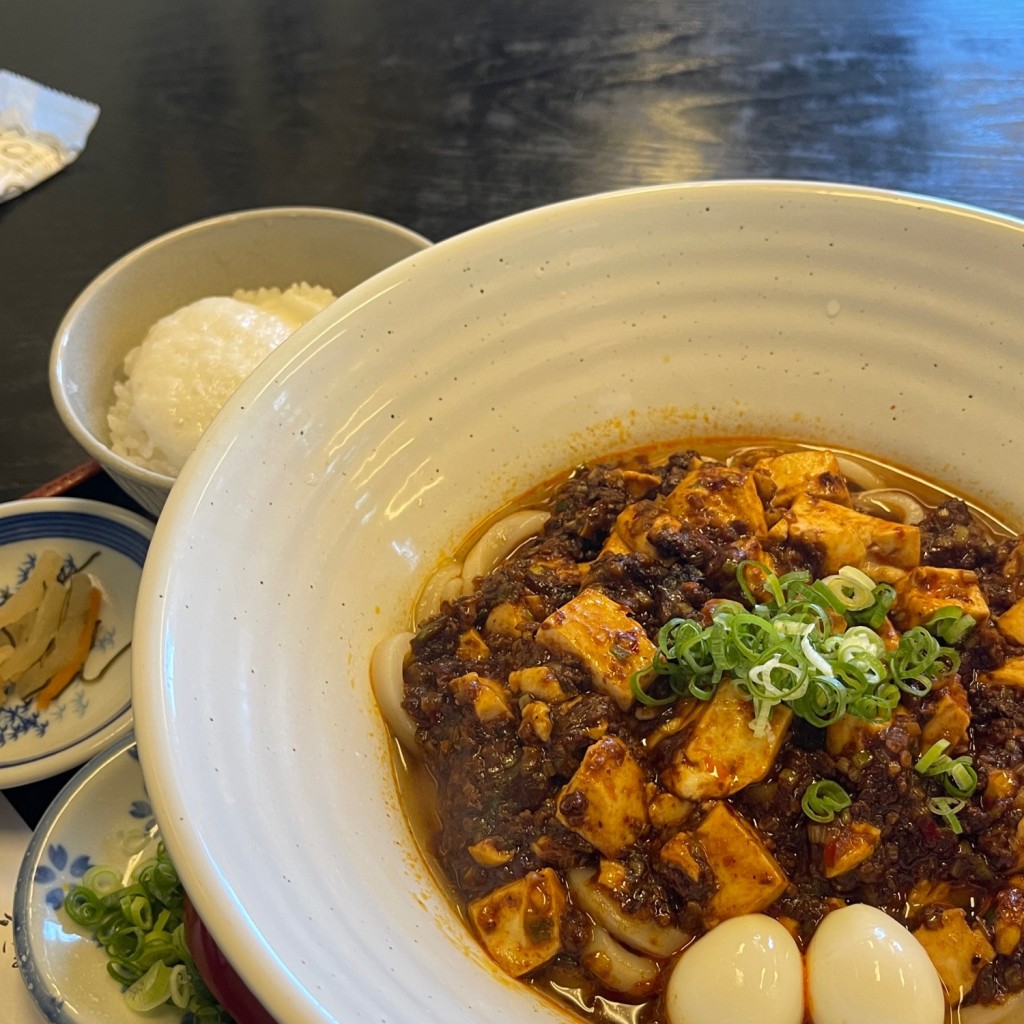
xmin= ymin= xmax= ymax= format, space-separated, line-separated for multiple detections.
xmin=0 ymin=70 xmax=99 ymax=203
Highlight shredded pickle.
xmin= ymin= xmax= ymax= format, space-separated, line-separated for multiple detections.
xmin=631 ymin=562 xmax=966 ymax=737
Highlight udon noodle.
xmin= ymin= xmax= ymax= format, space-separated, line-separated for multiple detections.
xmin=372 ymin=441 xmax=1024 ymax=1024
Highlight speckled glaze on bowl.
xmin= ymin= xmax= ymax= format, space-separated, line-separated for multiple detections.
xmin=49 ymin=206 xmax=431 ymax=516
xmin=132 ymin=182 xmax=1024 ymax=1023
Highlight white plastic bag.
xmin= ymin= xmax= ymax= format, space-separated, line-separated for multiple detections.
xmin=0 ymin=70 xmax=99 ymax=202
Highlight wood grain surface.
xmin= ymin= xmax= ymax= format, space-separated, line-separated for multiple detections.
xmin=2 ymin=0 xmax=1024 ymax=501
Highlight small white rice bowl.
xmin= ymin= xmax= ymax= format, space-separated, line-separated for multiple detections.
xmin=107 ymin=284 xmax=334 ymax=476
xmin=50 ymin=206 xmax=431 ymax=517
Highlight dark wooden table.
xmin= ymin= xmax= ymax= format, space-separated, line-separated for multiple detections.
xmin=2 ymin=0 xmax=1024 ymax=819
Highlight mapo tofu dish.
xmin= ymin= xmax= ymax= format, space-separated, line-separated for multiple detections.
xmin=372 ymin=443 xmax=1024 ymax=1023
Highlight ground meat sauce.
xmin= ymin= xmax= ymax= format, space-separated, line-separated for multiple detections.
xmin=395 ymin=443 xmax=1024 ymax=1020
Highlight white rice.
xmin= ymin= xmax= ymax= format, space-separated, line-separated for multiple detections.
xmin=107 ymin=283 xmax=335 ymax=477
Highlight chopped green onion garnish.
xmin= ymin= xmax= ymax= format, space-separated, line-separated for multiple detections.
xmin=915 ymin=738 xmax=951 ymax=774
xmin=923 ymin=606 xmax=977 ymax=645
xmin=801 ymin=779 xmax=852 ymax=823
xmin=125 ymin=961 xmax=178 ymax=1013
xmin=81 ymin=864 xmax=122 ymax=896
xmin=915 ymin=740 xmax=978 ymax=800
xmin=632 ymin=562 xmax=964 ymax=737
xmin=822 ymin=566 xmax=876 ymax=611
xmin=945 ymin=761 xmax=979 ymax=800
xmin=61 ymin=843 xmax=231 ymax=1022
xmin=927 ymin=795 xmax=967 ymax=834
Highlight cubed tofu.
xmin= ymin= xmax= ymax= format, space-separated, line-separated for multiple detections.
xmin=984 ymin=768 xmax=1019 ymax=808
xmin=664 ymin=465 xmax=768 ymax=538
xmin=468 ymin=838 xmax=514 ymax=867
xmin=786 ymin=494 xmax=920 ymax=575
xmin=596 ymin=858 xmax=629 ymax=894
xmin=913 ymin=908 xmax=995 ymax=1006
xmin=485 ymin=601 xmax=534 ymax=637
xmin=998 ymin=598 xmax=1024 ymax=645
xmin=468 ymin=868 xmax=567 ymax=977
xmin=921 ymin=682 xmax=971 ymax=750
xmin=536 ymin=589 xmax=657 ymax=712
xmin=613 ymin=469 xmax=663 ymax=498
xmin=661 ymin=681 xmax=792 ymax=800
xmin=645 ymin=709 xmax=695 ymax=752
xmin=599 ymin=531 xmax=632 ymax=558
xmin=643 ymin=517 xmax=777 ymax=576
xmin=647 ymin=790 xmax=694 ymax=831
xmin=906 ymin=879 xmax=973 ymax=916
xmin=508 ymin=665 xmax=569 ymax=703
xmin=1013 ymin=819 xmax=1024 ymax=873
xmin=556 ymin=736 xmax=649 ymax=858
xmin=723 ymin=536 xmax=778 ymax=575
xmin=457 ymin=628 xmax=491 ymax=660
xmin=599 ymin=501 xmax=663 ymax=559
xmin=994 ymin=887 xmax=1024 ymax=956
xmin=891 ymin=566 xmax=989 ymax=630
xmin=979 ymin=656 xmax=1024 ymax=688
xmin=821 ymin=821 xmax=881 ymax=878
xmin=826 ymin=708 xmax=919 ymax=757
xmin=691 ymin=802 xmax=788 ymax=926
xmin=518 ymin=701 xmax=553 ymax=744
xmin=826 ymin=714 xmax=885 ymax=757
xmin=659 ymin=831 xmax=703 ymax=882
xmin=752 ymin=450 xmax=852 ymax=509
xmin=449 ymin=672 xmax=514 ymax=722
xmin=1004 ymin=540 xmax=1024 ymax=578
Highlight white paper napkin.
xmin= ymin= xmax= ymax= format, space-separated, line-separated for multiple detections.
xmin=0 ymin=793 xmax=47 ymax=1022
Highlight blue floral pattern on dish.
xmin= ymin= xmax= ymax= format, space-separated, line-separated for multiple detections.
xmin=34 ymin=844 xmax=94 ymax=912
xmin=0 ymin=700 xmax=47 ymax=745
xmin=33 ymin=780 xmax=159 ymax=916
xmin=129 ymin=798 xmax=158 ymax=833
xmin=0 ymin=549 xmax=114 ymax=746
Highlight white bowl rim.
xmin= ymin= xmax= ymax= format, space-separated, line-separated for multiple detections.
xmin=133 ymin=178 xmax=1024 ymax=1024
xmin=48 ymin=205 xmax=433 ymax=490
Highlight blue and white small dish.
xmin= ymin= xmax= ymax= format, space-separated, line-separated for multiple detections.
xmin=0 ymin=498 xmax=153 ymax=789
xmin=13 ymin=734 xmax=183 ymax=1023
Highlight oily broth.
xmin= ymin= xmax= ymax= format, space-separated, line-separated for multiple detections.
xmin=444 ymin=438 xmax=1017 ymax=575
xmin=404 ymin=439 xmax=1015 ymax=614
xmin=383 ymin=438 xmax=1019 ymax=1024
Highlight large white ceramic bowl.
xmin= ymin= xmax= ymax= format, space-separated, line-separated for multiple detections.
xmin=132 ymin=181 xmax=1024 ymax=1024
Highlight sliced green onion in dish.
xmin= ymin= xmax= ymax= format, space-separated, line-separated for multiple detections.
xmin=944 ymin=762 xmax=980 ymax=800
xmin=631 ymin=561 xmax=965 ymax=737
xmin=801 ymin=779 xmax=852 ymax=823
xmin=61 ymin=843 xmax=231 ymax=1022
xmin=81 ymin=864 xmax=123 ymax=896
xmin=821 ymin=565 xmax=876 ymax=611
xmin=915 ymin=737 xmax=952 ymax=774
xmin=923 ymin=605 xmax=977 ymax=645
xmin=915 ymin=740 xmax=979 ymax=800
xmin=927 ymin=795 xmax=968 ymax=835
